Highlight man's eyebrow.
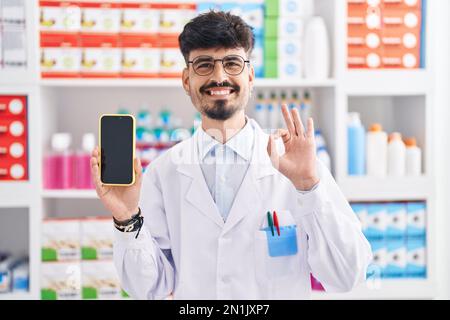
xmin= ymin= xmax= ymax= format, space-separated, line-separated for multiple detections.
xmin=192 ymin=56 xmax=213 ymax=63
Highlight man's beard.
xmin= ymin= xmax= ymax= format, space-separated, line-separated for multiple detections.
xmin=203 ymin=100 xmax=240 ymax=120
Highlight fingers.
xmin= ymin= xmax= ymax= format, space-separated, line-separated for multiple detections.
xmin=267 ymin=134 xmax=280 ymax=166
xmin=90 ymin=150 xmax=106 ymax=196
xmin=280 ymin=104 xmax=296 ymax=135
xmin=134 ymin=157 xmax=143 ymax=183
xmin=306 ymin=117 xmax=315 ymax=138
xmin=291 ymin=107 xmax=305 ymax=137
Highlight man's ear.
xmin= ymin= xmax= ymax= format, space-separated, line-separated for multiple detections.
xmin=248 ymin=64 xmax=255 ymax=92
xmin=182 ymin=67 xmax=190 ymax=95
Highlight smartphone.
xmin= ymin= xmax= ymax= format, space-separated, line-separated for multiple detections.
xmin=99 ymin=114 xmax=136 ymax=186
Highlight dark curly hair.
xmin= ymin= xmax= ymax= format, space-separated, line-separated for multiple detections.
xmin=178 ymin=10 xmax=255 ymax=63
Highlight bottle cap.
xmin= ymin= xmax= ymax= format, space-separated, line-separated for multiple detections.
xmin=82 ymin=133 xmax=96 ymax=152
xmin=52 ymin=133 xmax=72 ymax=152
xmin=404 ymin=137 xmax=417 ymax=147
xmin=388 ymin=132 xmax=402 ymax=142
xmin=369 ymin=123 xmax=383 ymax=132
xmin=347 ymin=112 xmax=361 ymax=125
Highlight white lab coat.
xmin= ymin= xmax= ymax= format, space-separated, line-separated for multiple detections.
xmin=113 ymin=119 xmax=373 ymax=300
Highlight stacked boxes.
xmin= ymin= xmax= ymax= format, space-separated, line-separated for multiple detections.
xmin=0 ymin=95 xmax=28 ymax=181
xmin=264 ymin=0 xmax=313 ymax=78
xmin=41 ymin=217 xmax=129 ymax=300
xmin=0 ymin=0 xmax=27 ymax=70
xmin=347 ymin=0 xmax=425 ymax=69
xmin=39 ymin=0 xmax=196 ymax=78
xmin=197 ymin=1 xmax=265 ymax=78
xmin=352 ymin=201 xmax=427 ymax=279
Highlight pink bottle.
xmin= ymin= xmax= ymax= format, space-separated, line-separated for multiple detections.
xmin=43 ymin=133 xmax=75 ymax=189
xmin=74 ymin=133 xmax=95 ymax=189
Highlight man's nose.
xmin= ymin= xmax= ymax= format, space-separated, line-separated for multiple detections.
xmin=210 ymin=60 xmax=228 ymax=83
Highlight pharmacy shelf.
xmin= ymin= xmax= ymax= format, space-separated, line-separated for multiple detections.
xmin=341 ymin=70 xmax=431 ymax=95
xmin=338 ymin=176 xmax=432 ymax=202
xmin=311 ymin=279 xmax=436 ymax=300
xmin=41 ymin=189 xmax=98 ymax=199
xmin=0 ymin=184 xmax=34 ymax=207
xmin=39 ymin=78 xmax=336 ymax=88
xmin=0 ymin=292 xmax=34 ymax=300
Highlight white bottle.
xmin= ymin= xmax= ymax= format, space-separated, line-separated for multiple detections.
xmin=366 ymin=123 xmax=388 ymax=177
xmin=267 ymin=92 xmax=279 ymax=130
xmin=387 ymin=132 xmax=406 ymax=176
xmin=303 ymin=16 xmax=330 ymax=79
xmin=317 ymin=146 xmax=331 ymax=172
xmin=404 ymin=137 xmax=422 ymax=176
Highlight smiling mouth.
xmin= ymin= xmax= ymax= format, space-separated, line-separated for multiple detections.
xmin=204 ymin=87 xmax=236 ymax=96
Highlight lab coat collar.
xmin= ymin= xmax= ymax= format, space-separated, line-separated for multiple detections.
xmin=175 ymin=118 xmax=277 ymax=232
xmin=197 ymin=117 xmax=254 ymax=162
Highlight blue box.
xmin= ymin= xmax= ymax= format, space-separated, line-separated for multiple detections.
xmin=406 ymin=202 xmax=426 ymax=239
xmin=367 ymin=239 xmax=386 ymax=279
xmin=251 ymin=36 xmax=264 ymax=78
xmin=386 ymin=202 xmax=407 ymax=239
xmin=384 ymin=239 xmax=407 ymax=279
xmin=406 ymin=238 xmax=427 ymax=278
xmin=365 ymin=203 xmax=387 ymax=240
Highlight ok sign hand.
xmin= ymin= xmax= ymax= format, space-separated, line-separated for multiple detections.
xmin=267 ymin=104 xmax=320 ymax=191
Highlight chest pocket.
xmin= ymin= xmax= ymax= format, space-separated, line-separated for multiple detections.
xmin=254 ymin=210 xmax=302 ymax=282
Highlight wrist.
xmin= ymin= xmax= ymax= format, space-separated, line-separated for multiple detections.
xmin=293 ymin=176 xmax=320 ymax=191
xmin=113 ymin=207 xmax=139 ymax=223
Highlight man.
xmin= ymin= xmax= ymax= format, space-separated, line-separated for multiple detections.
xmin=91 ymin=11 xmax=372 ymax=299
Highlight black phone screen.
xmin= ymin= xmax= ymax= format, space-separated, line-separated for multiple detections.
xmin=100 ymin=115 xmax=134 ymax=185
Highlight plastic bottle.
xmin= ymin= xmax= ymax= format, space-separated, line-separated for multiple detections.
xmin=267 ymin=92 xmax=279 ymax=129
xmin=289 ymin=91 xmax=299 ymax=112
xmin=366 ymin=123 xmax=388 ymax=177
xmin=44 ymin=133 xmax=74 ymax=189
xmin=347 ymin=112 xmax=365 ymax=176
xmin=317 ymin=146 xmax=331 ymax=172
xmin=405 ymin=137 xmax=421 ymax=176
xmin=387 ymin=132 xmax=406 ymax=176
xmin=254 ymin=92 xmax=267 ymax=128
xmin=303 ymin=16 xmax=330 ymax=79
xmin=300 ymin=91 xmax=312 ymax=128
xmin=74 ymin=133 xmax=95 ymax=189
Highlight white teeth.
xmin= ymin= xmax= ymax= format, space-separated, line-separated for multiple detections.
xmin=210 ymin=90 xmax=231 ymax=96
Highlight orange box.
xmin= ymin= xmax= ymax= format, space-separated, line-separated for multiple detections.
xmin=382 ymin=0 xmax=421 ymax=11
xmin=121 ymin=35 xmax=160 ymax=78
xmin=40 ymin=33 xmax=81 ymax=78
xmin=348 ymin=46 xmax=383 ymax=69
xmin=383 ymin=46 xmax=419 ymax=68
xmin=79 ymin=34 xmax=121 ymax=77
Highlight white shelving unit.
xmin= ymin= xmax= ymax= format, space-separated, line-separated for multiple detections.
xmin=0 ymin=0 xmax=446 ymax=299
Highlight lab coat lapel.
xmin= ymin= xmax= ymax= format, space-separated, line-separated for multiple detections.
xmin=222 ymin=121 xmax=277 ymax=236
xmin=176 ymin=131 xmax=225 ymax=228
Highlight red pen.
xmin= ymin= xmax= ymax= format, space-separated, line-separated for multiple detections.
xmin=273 ymin=211 xmax=280 ymax=236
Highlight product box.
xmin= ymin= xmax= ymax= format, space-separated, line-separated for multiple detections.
xmin=1 ymin=27 xmax=26 ymax=70
xmin=406 ymin=237 xmax=426 ymax=278
xmin=120 ymin=2 xmax=160 ymax=35
xmin=384 ymin=239 xmax=407 ymax=278
xmin=382 ymin=0 xmax=422 ymax=11
xmin=251 ymin=36 xmax=264 ymax=78
xmin=239 ymin=2 xmax=265 ymax=37
xmin=41 ymin=261 xmax=81 ymax=300
xmin=278 ymin=38 xmax=302 ymax=59
xmin=0 ymin=254 xmax=14 ymax=293
xmin=348 ymin=47 xmax=383 ymax=69
xmin=121 ymin=35 xmax=160 ymax=77
xmin=278 ymin=58 xmax=302 ymax=79
xmin=1 ymin=0 xmax=26 ymax=27
xmin=80 ymin=35 xmax=121 ymax=77
xmin=0 ymin=95 xmax=28 ymax=182
xmin=386 ymin=202 xmax=407 ymax=239
xmin=158 ymin=3 xmax=197 ymax=36
xmin=40 ymin=33 xmax=81 ymax=77
xmin=79 ymin=1 xmax=121 ymax=34
xmin=81 ymin=261 xmax=124 ymax=299
xmin=12 ymin=259 xmax=29 ymax=292
xmin=406 ymin=201 xmax=426 ymax=238
xmin=367 ymin=239 xmax=386 ymax=279
xmin=80 ymin=217 xmax=114 ymax=260
xmin=351 ymin=203 xmax=368 ymax=234
xmin=160 ymin=48 xmax=185 ymax=77
xmin=196 ymin=2 xmax=221 ymax=14
xmin=266 ymin=16 xmax=305 ymax=39
xmin=42 ymin=219 xmax=81 ymax=261
xmin=39 ymin=1 xmax=81 ymax=33
xmin=263 ymin=58 xmax=277 ymax=78
xmin=266 ymin=0 xmax=314 ymax=18
xmin=365 ymin=203 xmax=387 ymax=240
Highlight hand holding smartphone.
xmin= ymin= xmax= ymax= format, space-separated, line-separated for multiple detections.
xmin=90 ymin=114 xmax=143 ymax=222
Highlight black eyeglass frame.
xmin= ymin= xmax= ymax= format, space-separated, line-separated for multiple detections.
xmin=187 ymin=54 xmax=251 ymax=76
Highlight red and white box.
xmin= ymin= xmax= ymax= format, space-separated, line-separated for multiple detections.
xmin=120 ymin=2 xmax=160 ymax=35
xmin=157 ymin=3 xmax=197 ymax=36
xmin=0 ymin=95 xmax=28 ymax=181
xmin=121 ymin=35 xmax=161 ymax=78
xmin=159 ymin=37 xmax=184 ymax=78
xmin=39 ymin=0 xmax=81 ymax=34
xmin=79 ymin=1 xmax=121 ymax=35
xmin=80 ymin=34 xmax=121 ymax=77
xmin=40 ymin=33 xmax=81 ymax=78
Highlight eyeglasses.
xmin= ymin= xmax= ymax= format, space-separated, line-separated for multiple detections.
xmin=187 ymin=55 xmax=250 ymax=76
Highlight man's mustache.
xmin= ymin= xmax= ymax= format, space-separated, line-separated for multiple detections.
xmin=200 ymin=81 xmax=240 ymax=94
